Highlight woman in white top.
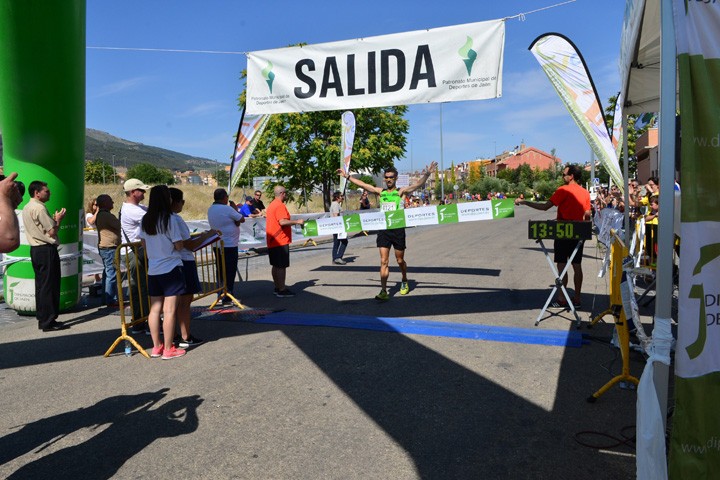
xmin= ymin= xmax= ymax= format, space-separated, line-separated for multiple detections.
xmin=85 ymin=198 xmax=98 ymax=229
xmin=169 ymin=187 xmax=216 ymax=349
xmin=139 ymin=185 xmax=186 ymax=360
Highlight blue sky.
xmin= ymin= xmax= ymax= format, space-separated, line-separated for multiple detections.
xmin=87 ymin=0 xmax=625 ymax=173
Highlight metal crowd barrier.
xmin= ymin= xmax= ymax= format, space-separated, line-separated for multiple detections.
xmin=104 ymin=236 xmax=244 ymax=358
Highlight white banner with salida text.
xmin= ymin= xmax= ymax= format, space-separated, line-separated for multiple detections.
xmin=246 ymin=19 xmax=505 ymax=114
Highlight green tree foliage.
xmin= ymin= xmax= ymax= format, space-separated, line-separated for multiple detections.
xmin=249 ymin=108 xmax=408 ymax=211
xmin=469 ymin=177 xmax=510 ymax=199
xmin=238 ymin=62 xmax=408 ymax=211
xmin=347 ymin=174 xmax=375 ymax=191
xmin=604 ymin=94 xmax=653 ymax=180
xmin=214 ymin=168 xmax=229 ymax=187
xmin=126 ymin=163 xmax=175 ymax=185
xmin=533 ymin=179 xmax=562 ymax=200
xmin=84 ymin=159 xmax=117 ymax=184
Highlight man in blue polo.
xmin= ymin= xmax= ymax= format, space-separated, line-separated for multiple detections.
xmin=338 ymin=161 xmax=437 ymax=300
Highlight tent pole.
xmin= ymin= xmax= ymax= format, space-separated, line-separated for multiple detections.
xmin=623 ymin=114 xmax=630 ymax=245
xmin=654 ymin=0 xmax=678 ymax=432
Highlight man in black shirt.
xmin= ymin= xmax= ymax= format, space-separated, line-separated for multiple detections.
xmin=250 ymin=190 xmax=266 ymax=216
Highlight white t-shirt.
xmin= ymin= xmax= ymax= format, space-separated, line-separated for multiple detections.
xmin=172 ymin=213 xmax=195 ymax=262
xmin=139 ymin=217 xmax=183 ymax=275
xmin=120 ymin=202 xmax=148 ymax=243
xmin=207 ymin=203 xmax=243 ymax=248
xmin=330 ymin=201 xmax=342 ymax=216
xmin=85 ymin=212 xmax=96 ymax=229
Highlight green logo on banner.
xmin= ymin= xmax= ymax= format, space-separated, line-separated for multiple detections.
xmin=262 ymin=61 xmax=275 ymax=93
xmin=303 ymin=219 xmax=318 ymax=237
xmin=437 ymin=204 xmax=459 ymax=224
xmin=385 ymin=210 xmax=406 ymax=229
xmin=492 ymin=199 xmax=515 ymax=219
xmin=343 ymin=213 xmax=362 ymax=233
xmin=458 ymin=36 xmax=477 ymax=75
xmin=686 ymin=243 xmax=720 ymax=359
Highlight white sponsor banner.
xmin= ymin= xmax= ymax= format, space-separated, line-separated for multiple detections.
xmin=676 ymin=222 xmax=720 ymax=378
xmin=246 ymin=19 xmax=505 ymax=114
xmin=457 ymin=201 xmax=493 ymax=222
xmin=674 ymin=0 xmax=720 ymax=58
xmin=316 ymin=216 xmax=345 ymax=236
xmin=360 ymin=211 xmax=388 ymax=231
xmin=58 ymin=243 xmax=80 ymax=277
xmin=404 ymin=206 xmax=438 ymax=227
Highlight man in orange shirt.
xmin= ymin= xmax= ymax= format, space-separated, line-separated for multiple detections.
xmin=265 ymin=185 xmax=304 ymax=297
xmin=515 ymin=164 xmax=591 ymax=307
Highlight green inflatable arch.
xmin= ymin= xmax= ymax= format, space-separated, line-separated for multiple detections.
xmin=0 ymin=1 xmax=85 ymax=312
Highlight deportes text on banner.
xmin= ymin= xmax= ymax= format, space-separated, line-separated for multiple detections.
xmin=529 ymin=33 xmax=623 ymax=190
xmin=302 ymin=200 xmax=515 ymax=237
xmin=669 ymin=0 xmax=720 ymax=477
xmin=246 ymin=20 xmax=505 ymax=114
xmin=339 ymin=111 xmax=356 ymax=194
xmin=228 ymin=112 xmax=271 ymax=192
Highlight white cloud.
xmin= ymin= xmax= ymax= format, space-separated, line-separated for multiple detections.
xmin=92 ymin=76 xmax=154 ymax=98
xmin=177 ymin=101 xmax=226 ymax=118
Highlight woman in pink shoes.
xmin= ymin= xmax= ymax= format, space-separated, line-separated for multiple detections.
xmin=139 ymin=185 xmax=187 ymax=360
xmin=169 ymin=187 xmax=216 ymax=349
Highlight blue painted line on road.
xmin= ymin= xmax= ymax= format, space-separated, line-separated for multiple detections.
xmin=256 ymin=312 xmax=583 ymax=348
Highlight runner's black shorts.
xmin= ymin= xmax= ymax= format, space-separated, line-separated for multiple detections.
xmin=268 ymin=245 xmax=290 ymax=268
xmin=554 ymin=239 xmax=583 ymax=264
xmin=377 ymin=228 xmax=406 ymax=250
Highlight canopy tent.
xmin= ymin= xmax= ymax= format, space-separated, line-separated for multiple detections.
xmin=620 ymin=0 xmax=676 ymax=479
xmin=622 ymin=0 xmax=720 ymax=478
xmin=621 ymin=0 xmax=664 ymax=116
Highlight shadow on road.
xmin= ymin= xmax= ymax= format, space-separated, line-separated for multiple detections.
xmin=0 ymin=388 xmax=202 ymax=479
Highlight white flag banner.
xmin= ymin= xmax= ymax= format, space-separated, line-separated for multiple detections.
xmin=246 ymin=19 xmax=505 ymax=114
xmin=339 ymin=111 xmax=356 ymax=193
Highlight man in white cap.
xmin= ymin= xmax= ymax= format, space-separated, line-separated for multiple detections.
xmin=120 ymin=178 xmax=151 ymax=324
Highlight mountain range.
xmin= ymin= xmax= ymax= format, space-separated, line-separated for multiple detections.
xmin=0 ymin=128 xmax=224 ymax=172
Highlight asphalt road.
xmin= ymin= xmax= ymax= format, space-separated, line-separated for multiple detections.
xmin=0 ymin=206 xmax=648 ymax=479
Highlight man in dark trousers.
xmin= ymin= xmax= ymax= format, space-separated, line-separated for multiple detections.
xmin=515 ymin=164 xmax=591 ymax=307
xmin=21 ymin=180 xmax=68 ymax=331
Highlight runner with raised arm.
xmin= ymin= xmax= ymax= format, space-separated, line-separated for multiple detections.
xmin=338 ymin=161 xmax=437 ymax=300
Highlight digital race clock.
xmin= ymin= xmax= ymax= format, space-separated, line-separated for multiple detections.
xmin=528 ymin=220 xmax=592 ymax=241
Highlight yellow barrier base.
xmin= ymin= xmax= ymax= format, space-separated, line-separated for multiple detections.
xmin=104 ymin=327 xmax=151 ymax=359
xmin=302 ymin=238 xmax=317 ymax=247
xmin=587 ymin=307 xmax=639 ymax=402
xmin=209 ymin=292 xmax=247 ymax=310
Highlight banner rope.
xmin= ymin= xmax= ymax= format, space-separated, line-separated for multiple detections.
xmin=88 ymin=1 xmax=577 ymax=56
xmin=504 ymin=0 xmax=576 ymax=21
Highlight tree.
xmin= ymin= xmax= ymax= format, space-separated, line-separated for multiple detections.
xmin=214 ymin=168 xmax=229 ymax=187
xmin=126 ymin=163 xmax=175 ymax=185
xmin=85 ymin=159 xmax=116 ymax=184
xmin=239 ymin=63 xmax=409 ymax=211
xmin=249 ymin=108 xmax=408 ymax=211
xmin=347 ymin=174 xmax=375 ymax=191
xmin=604 ymin=93 xmax=650 ymax=180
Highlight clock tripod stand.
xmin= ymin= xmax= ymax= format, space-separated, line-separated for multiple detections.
xmin=528 ymin=220 xmax=592 ymax=328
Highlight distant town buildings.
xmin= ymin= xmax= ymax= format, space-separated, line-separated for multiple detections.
xmin=414 ymin=143 xmax=561 ymax=191
xmin=635 ymin=127 xmax=658 ymax=182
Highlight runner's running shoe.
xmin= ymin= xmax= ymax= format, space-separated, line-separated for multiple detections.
xmin=375 ymin=290 xmax=389 ymax=301
xmin=399 ymin=282 xmax=410 ymax=295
